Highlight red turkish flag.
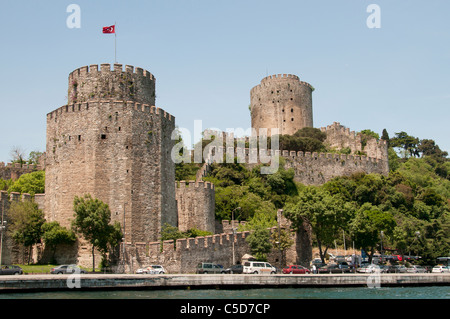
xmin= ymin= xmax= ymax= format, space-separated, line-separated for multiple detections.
xmin=102 ymin=25 xmax=115 ymax=34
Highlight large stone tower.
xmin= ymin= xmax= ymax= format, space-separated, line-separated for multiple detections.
xmin=250 ymin=74 xmax=314 ymax=136
xmin=45 ymin=63 xmax=177 ymax=244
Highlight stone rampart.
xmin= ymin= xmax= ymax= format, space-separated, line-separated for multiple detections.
xmin=175 ymin=180 xmax=215 ymax=233
xmin=196 ymin=145 xmax=389 ymax=185
xmin=0 ymin=162 xmax=42 ymax=181
xmin=122 ymin=222 xmax=311 ymax=274
xmin=0 ymin=190 xmax=46 ymax=265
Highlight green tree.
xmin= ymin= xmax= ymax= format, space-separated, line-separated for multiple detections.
xmin=72 ymin=194 xmax=122 ymax=271
xmin=41 ymin=221 xmax=76 ymax=263
xmin=390 ymin=131 xmax=420 ymax=158
xmin=8 ymin=201 xmax=46 ymax=264
xmin=350 ymin=203 xmax=396 ymax=263
xmin=284 ymin=187 xmax=355 ymax=263
xmin=246 ymin=225 xmax=273 ymax=261
xmin=9 ymin=171 xmax=45 ymax=196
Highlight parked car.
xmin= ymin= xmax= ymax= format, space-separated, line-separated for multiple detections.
xmin=432 ymin=265 xmax=450 ymax=273
xmin=282 ymin=265 xmax=310 ymax=274
xmin=356 ymin=264 xmax=379 ymax=273
xmin=0 ymin=265 xmax=23 ymax=275
xmin=392 ymin=265 xmax=407 ymax=273
xmin=318 ymin=263 xmax=352 ymax=274
xmin=50 ymin=264 xmax=87 ymax=274
xmin=407 ymin=265 xmax=427 ymax=273
xmin=223 ymin=264 xmax=243 ymax=274
xmin=136 ymin=265 xmax=166 ymax=274
xmin=243 ymin=261 xmax=277 ymax=274
xmin=196 ymin=262 xmax=224 ymax=274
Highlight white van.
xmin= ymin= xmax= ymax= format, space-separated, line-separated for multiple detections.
xmin=243 ymin=261 xmax=277 ymax=274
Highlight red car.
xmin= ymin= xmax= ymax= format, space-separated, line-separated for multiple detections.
xmin=282 ymin=265 xmax=310 ymax=274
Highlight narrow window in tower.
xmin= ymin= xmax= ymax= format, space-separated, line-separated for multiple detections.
xmin=291 ymin=118 xmax=294 ymax=121
xmin=290 ymin=98 xmax=293 ymax=101
xmin=118 ymin=127 xmax=121 ymax=131
xmin=101 ymin=134 xmax=107 ymax=140
xmin=282 ymin=109 xmax=285 ymax=112
xmin=291 ymin=108 xmax=293 ymax=112
xmin=78 ymin=135 xmax=81 ymax=141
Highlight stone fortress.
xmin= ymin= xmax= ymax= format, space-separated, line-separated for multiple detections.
xmin=0 ymin=64 xmax=388 ymax=273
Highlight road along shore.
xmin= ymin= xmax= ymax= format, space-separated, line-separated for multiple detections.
xmin=0 ymin=273 xmax=449 ymax=292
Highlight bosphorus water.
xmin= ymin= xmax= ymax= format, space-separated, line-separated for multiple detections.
xmin=1 ymin=286 xmax=448 ymax=299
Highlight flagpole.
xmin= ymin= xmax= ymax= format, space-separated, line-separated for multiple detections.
xmin=114 ymin=21 xmax=117 ymax=63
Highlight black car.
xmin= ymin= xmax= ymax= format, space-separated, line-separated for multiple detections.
xmin=318 ymin=263 xmax=352 ymax=274
xmin=0 ymin=265 xmax=23 ymax=275
xmin=223 ymin=264 xmax=244 ymax=274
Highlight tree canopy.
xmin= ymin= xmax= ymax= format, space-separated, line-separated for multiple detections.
xmin=72 ymin=194 xmax=122 ymax=271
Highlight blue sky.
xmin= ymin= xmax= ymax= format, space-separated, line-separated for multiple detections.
xmin=0 ymin=0 xmax=449 ymax=162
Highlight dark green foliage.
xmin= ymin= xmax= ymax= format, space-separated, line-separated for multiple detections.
xmin=160 ymin=223 xmax=213 ymax=248
xmin=9 ymin=171 xmax=45 ymax=196
xmin=41 ymin=221 xmax=76 ymax=263
xmin=72 ymin=194 xmax=122 ymax=271
xmin=245 ymin=225 xmax=273 ymax=261
xmin=8 ymin=201 xmax=46 ymax=264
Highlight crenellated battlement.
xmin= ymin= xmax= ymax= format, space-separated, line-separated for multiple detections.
xmin=69 ymin=63 xmax=155 ymax=82
xmin=0 ymin=162 xmax=42 ymax=181
xmin=46 ymin=100 xmax=174 ymax=123
xmin=67 ymin=63 xmax=156 ymax=105
xmin=320 ymin=122 xmax=388 ymax=160
xmin=251 ymin=73 xmax=313 ymax=94
xmin=201 ymin=146 xmax=384 ymax=164
xmin=176 ymin=180 xmax=215 ymax=190
xmin=320 ymin=121 xmax=358 ymax=139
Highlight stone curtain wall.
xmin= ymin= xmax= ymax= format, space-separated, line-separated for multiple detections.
xmin=321 ymin=122 xmax=388 ymax=160
xmin=0 ymin=191 xmax=46 ymax=265
xmin=283 ymin=151 xmax=389 ymax=185
xmin=250 ymin=74 xmax=314 ymax=136
xmin=175 ymin=181 xmax=215 ymax=233
xmin=0 ymin=162 xmax=42 ymax=181
xmin=121 ymin=225 xmax=312 ymax=274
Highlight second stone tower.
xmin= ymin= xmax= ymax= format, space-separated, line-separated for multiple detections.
xmin=250 ymin=74 xmax=314 ymax=136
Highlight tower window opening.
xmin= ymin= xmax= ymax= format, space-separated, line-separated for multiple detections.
xmin=291 ymin=108 xmax=293 ymax=112
xmin=291 ymin=118 xmax=294 ymax=121
xmin=101 ymin=134 xmax=107 ymax=140
xmin=78 ymin=135 xmax=81 ymax=141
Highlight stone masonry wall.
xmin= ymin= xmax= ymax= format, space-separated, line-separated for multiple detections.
xmin=0 ymin=191 xmax=46 ymax=265
xmin=250 ymin=74 xmax=314 ymax=136
xmin=121 ymin=223 xmax=311 ymax=274
xmin=45 ymin=100 xmax=176 ymax=243
xmin=0 ymin=162 xmax=42 ymax=181
xmin=68 ymin=64 xmax=156 ymax=105
xmin=46 ymin=64 xmax=177 ymax=252
xmin=175 ymin=180 xmax=215 ymax=233
xmin=320 ymin=122 xmax=388 ymax=160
